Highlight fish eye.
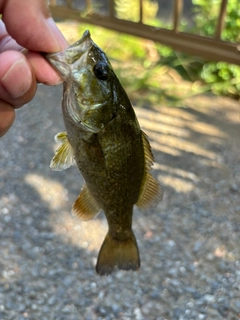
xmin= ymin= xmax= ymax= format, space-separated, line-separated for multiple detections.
xmin=93 ymin=63 xmax=109 ymax=80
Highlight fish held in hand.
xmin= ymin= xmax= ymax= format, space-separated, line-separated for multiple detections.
xmin=45 ymin=30 xmax=163 ymax=276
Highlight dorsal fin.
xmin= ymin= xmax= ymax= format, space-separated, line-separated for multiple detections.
xmin=50 ymin=132 xmax=75 ymax=171
xmin=136 ymin=131 xmax=163 ymax=208
xmin=72 ymin=185 xmax=100 ymax=220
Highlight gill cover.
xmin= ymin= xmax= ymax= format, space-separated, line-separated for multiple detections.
xmin=45 ymin=30 xmax=115 ymax=133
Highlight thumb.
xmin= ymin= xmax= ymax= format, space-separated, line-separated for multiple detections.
xmin=1 ymin=0 xmax=67 ymax=52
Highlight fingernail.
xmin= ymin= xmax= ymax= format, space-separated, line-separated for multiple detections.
xmin=46 ymin=17 xmax=68 ymax=51
xmin=1 ymin=59 xmax=32 ymax=99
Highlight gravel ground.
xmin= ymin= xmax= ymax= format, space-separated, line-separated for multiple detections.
xmin=0 ymin=80 xmax=240 ymax=320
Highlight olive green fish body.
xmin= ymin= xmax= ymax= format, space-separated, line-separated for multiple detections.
xmin=45 ymin=30 xmax=163 ymax=275
xmin=62 ymin=80 xmax=144 ymax=211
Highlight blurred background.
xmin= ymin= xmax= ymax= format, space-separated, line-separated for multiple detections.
xmin=0 ymin=0 xmax=240 ymax=319
xmin=51 ymin=0 xmax=240 ymax=100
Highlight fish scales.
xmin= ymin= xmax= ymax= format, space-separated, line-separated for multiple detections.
xmin=45 ymin=30 xmax=163 ymax=275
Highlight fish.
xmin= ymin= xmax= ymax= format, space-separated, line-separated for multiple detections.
xmin=45 ymin=30 xmax=163 ymax=276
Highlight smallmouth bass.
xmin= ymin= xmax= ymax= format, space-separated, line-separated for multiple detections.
xmin=45 ymin=30 xmax=163 ymax=275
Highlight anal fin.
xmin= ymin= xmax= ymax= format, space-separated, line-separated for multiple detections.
xmin=72 ymin=185 xmax=100 ymax=220
xmin=136 ymin=172 xmax=163 ymax=208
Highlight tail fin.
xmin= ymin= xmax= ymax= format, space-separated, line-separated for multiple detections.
xmin=96 ymin=231 xmax=140 ymax=276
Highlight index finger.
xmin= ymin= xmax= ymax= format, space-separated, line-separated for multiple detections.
xmin=1 ymin=0 xmax=67 ymax=52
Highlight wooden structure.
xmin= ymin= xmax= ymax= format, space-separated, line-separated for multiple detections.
xmin=49 ymin=0 xmax=240 ymax=65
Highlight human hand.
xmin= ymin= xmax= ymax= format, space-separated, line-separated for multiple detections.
xmin=0 ymin=0 xmax=68 ymax=137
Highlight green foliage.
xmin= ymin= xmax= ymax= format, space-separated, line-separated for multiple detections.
xmin=154 ymin=0 xmax=240 ymax=99
xmin=78 ymin=0 xmax=240 ymax=102
xmin=192 ymin=0 xmax=240 ymax=98
xmin=193 ymin=0 xmax=240 ymax=42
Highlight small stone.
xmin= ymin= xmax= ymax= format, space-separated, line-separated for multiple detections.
xmin=43 ymin=305 xmax=50 ymax=313
xmin=90 ymin=282 xmax=97 ymax=290
xmin=1 ymin=207 xmax=9 ymax=215
xmin=193 ymin=241 xmax=202 ymax=252
xmin=31 ymin=268 xmax=39 ymax=278
xmin=95 ymin=305 xmax=107 ymax=317
xmin=192 ymin=291 xmax=202 ymax=300
xmin=18 ymin=303 xmax=26 ymax=312
xmin=4 ymin=215 xmax=11 ymax=223
xmin=230 ymin=183 xmax=238 ymax=192
xmin=0 ymin=312 xmax=7 ymax=320
xmin=150 ymin=289 xmax=160 ymax=300
xmin=173 ymin=307 xmax=181 ymax=318
xmin=207 ymin=308 xmax=221 ymax=317
xmin=179 ymin=266 xmax=186 ymax=274
xmin=5 ymin=299 xmax=16 ymax=310
xmin=99 ymin=307 xmax=107 ymax=316
xmin=231 ymin=300 xmax=240 ymax=314
xmin=185 ymin=286 xmax=197 ymax=294
xmin=133 ymin=307 xmax=144 ymax=320
xmin=48 ymin=296 xmax=57 ymax=306
xmin=56 ymin=286 xmax=65 ymax=298
xmin=142 ymin=302 xmax=154 ymax=315
xmin=63 ymin=275 xmax=74 ymax=287
xmin=167 ymin=268 xmax=178 ymax=276
xmin=210 ymin=281 xmax=219 ymax=291
xmin=37 ymin=297 xmax=45 ymax=305
xmin=206 ymin=253 xmax=215 ymax=261
xmin=62 ymin=305 xmax=72 ymax=313
xmin=204 ymin=294 xmax=215 ymax=303
xmin=218 ymin=304 xmax=229 ymax=317
xmin=167 ymin=240 xmax=176 ymax=247
xmin=31 ymin=304 xmax=38 ymax=311
xmin=111 ymin=304 xmax=121 ymax=314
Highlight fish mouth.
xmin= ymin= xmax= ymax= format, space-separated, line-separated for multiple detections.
xmin=44 ymin=30 xmax=93 ymax=75
xmin=68 ymin=30 xmax=92 ymax=51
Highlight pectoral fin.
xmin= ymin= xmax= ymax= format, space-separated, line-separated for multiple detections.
xmin=72 ymin=185 xmax=100 ymax=220
xmin=50 ymin=132 xmax=75 ymax=171
xmin=136 ymin=131 xmax=163 ymax=208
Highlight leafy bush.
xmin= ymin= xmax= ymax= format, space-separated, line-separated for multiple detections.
xmin=192 ymin=0 xmax=240 ymax=98
xmin=154 ymin=0 xmax=240 ymax=99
